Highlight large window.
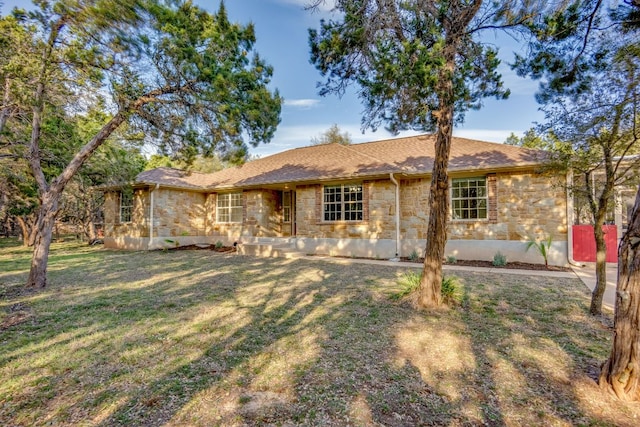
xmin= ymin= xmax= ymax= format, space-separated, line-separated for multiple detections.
xmin=451 ymin=177 xmax=487 ymax=220
xmin=323 ymin=184 xmax=363 ymax=221
xmin=119 ymin=191 xmax=133 ymax=223
xmin=217 ymin=192 xmax=243 ymax=223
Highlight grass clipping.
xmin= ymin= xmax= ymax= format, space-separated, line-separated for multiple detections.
xmin=391 ymin=271 xmax=463 ymax=306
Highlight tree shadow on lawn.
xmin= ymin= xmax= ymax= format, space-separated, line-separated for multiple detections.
xmin=1 ymin=251 xmax=637 ymax=426
xmin=449 ymin=271 xmax=636 ymax=427
xmin=92 ymin=256 xmax=464 ymax=426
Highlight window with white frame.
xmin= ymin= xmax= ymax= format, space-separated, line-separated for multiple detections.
xmin=323 ymin=183 xmax=363 ymax=221
xmin=216 ymin=192 xmax=243 ymax=223
xmin=119 ymin=191 xmax=133 ymax=223
xmin=451 ymin=177 xmax=487 ymax=220
xmin=283 ymin=191 xmax=291 ymax=223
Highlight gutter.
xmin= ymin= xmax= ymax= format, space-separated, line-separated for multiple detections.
xmin=565 ymin=170 xmax=583 ymax=266
xmin=149 ymin=183 xmax=159 ymax=249
xmin=389 ymin=173 xmax=401 ymax=258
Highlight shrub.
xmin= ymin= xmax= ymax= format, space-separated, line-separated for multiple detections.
xmin=441 ymin=275 xmax=463 ymax=306
xmin=215 ymin=240 xmax=224 ymax=249
xmin=492 ymin=251 xmax=507 ymax=267
xmin=446 ymin=255 xmax=457 ymax=264
xmin=525 ymin=234 xmax=553 ymax=268
xmin=391 ymin=271 xmax=462 ymax=306
xmin=391 ymin=271 xmax=421 ymax=301
xmin=164 ymin=239 xmax=179 ymax=248
xmin=408 ymin=249 xmax=420 ymax=262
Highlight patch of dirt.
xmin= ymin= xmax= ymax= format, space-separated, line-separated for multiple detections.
xmin=442 ymin=259 xmax=572 ymax=272
xmin=1 ymin=302 xmax=33 ymax=330
xmin=168 ymin=244 xmax=237 ymax=253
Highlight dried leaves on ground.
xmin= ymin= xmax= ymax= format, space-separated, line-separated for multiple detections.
xmin=0 ymin=239 xmax=639 ymax=426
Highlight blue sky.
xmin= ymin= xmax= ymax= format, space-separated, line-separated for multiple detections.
xmin=2 ymin=0 xmax=546 ymax=156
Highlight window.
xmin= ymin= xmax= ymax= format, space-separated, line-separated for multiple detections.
xmin=217 ymin=192 xmax=243 ymax=223
xmin=451 ymin=177 xmax=487 ymax=220
xmin=323 ymin=184 xmax=363 ymax=221
xmin=119 ymin=191 xmax=133 ymax=223
xmin=283 ymin=191 xmax=291 ymax=223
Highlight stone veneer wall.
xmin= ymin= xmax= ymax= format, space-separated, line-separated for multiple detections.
xmin=400 ymin=178 xmax=431 ymax=240
xmin=295 ymin=180 xmax=395 ymax=240
xmin=244 ymin=189 xmax=282 ymax=237
xmin=153 ymin=188 xmax=207 ymax=237
xmin=205 ymin=190 xmax=283 ymax=242
xmin=399 ymin=171 xmax=567 ymax=241
xmin=103 ymin=189 xmax=149 ymax=238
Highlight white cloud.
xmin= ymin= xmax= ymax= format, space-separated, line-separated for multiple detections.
xmin=284 ymin=99 xmax=321 ymax=108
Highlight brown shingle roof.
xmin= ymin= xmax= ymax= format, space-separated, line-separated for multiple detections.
xmin=135 ymin=167 xmax=212 ymax=190
xmin=135 ymin=134 xmax=545 ymax=190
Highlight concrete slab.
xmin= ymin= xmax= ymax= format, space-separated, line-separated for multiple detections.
xmin=570 ymin=263 xmax=617 ymax=310
xmin=302 ymin=256 xmax=577 ymax=278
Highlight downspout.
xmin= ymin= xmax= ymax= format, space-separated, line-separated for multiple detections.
xmin=389 ymin=173 xmax=401 ymax=259
xmin=566 ymin=171 xmax=583 ymax=266
xmin=149 ymin=183 xmax=159 ymax=250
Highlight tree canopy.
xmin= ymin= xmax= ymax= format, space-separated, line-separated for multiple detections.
xmin=308 ymin=0 xmax=552 ymax=308
xmin=513 ymin=0 xmax=640 ymax=401
xmin=0 ymin=0 xmax=282 ymax=288
xmin=310 ymin=124 xmax=352 ymax=146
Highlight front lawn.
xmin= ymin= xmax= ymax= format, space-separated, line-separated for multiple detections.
xmin=1 ymin=239 xmax=638 ymax=426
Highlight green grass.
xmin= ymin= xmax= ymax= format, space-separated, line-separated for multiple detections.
xmin=0 ymin=240 xmax=637 ymax=426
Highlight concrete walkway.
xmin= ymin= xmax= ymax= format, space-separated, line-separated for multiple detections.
xmin=302 ymin=255 xmax=617 ymax=310
xmin=570 ymin=263 xmax=618 ymax=310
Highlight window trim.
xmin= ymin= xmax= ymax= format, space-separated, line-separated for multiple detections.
xmin=216 ymin=192 xmax=243 ymax=223
xmin=282 ymin=191 xmax=291 ymax=223
xmin=119 ymin=191 xmax=133 ymax=224
xmin=322 ymin=183 xmax=364 ymax=222
xmin=450 ymin=177 xmax=488 ymax=221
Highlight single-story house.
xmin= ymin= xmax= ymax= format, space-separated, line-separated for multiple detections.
xmin=102 ymin=134 xmax=576 ymax=265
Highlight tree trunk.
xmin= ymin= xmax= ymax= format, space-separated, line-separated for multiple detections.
xmin=418 ymin=111 xmax=454 ymax=308
xmin=599 ymin=185 xmax=640 ymax=401
xmin=416 ymin=42 xmax=457 ymax=309
xmin=87 ymin=218 xmax=97 ymax=242
xmin=590 ymin=220 xmax=608 ymax=315
xmin=15 ymin=215 xmax=37 ymax=247
xmin=16 ymin=216 xmax=31 ymax=246
xmin=26 ymin=193 xmax=58 ymax=288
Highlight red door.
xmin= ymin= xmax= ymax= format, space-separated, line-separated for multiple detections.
xmin=572 ymin=225 xmax=618 ymax=262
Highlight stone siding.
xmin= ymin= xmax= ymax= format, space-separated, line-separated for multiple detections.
xmin=104 ymin=189 xmax=149 ymax=238
xmin=295 ymin=180 xmax=395 ymax=239
xmin=104 ymin=171 xmax=567 ymax=258
xmin=206 ymin=190 xmax=283 ymax=241
xmin=244 ymin=189 xmax=282 ymax=237
xmin=153 ymin=188 xmax=207 ymax=237
xmin=398 ymin=172 xmax=567 ymax=242
xmin=400 ymin=178 xmax=430 ymax=240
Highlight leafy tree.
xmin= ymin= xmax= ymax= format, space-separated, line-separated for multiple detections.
xmin=310 ymin=123 xmax=352 ymax=145
xmin=145 ymin=153 xmax=226 ymax=173
xmin=308 ymin=0 xmax=551 ymax=309
xmin=515 ymin=1 xmax=640 ymax=317
xmin=0 ymin=157 xmax=38 ymax=245
xmin=0 ymin=0 xmax=282 ymax=288
xmin=515 ymin=0 xmax=640 ymax=400
xmin=547 ymin=54 xmax=640 ymax=316
xmin=504 ymin=128 xmax=567 ymax=152
xmin=514 ymin=0 xmax=640 ymax=102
